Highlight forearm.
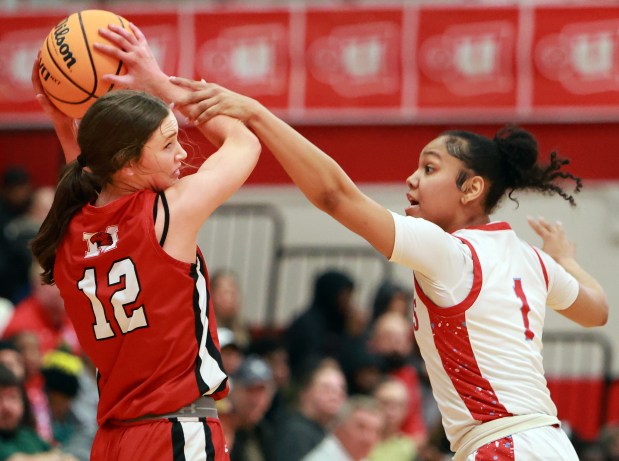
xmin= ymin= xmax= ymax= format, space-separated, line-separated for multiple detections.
xmin=142 ymin=72 xmax=187 ymax=105
xmin=196 ymin=118 xmax=261 ymax=180
xmin=558 ymin=257 xmax=607 ymax=302
xmin=196 ymin=115 xmax=248 ymax=149
xmin=247 ymin=104 xmax=357 ymax=212
xmin=54 ymin=119 xmax=80 ymax=163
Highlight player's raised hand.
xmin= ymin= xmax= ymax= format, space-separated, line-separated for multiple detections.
xmin=528 ymin=216 xmax=576 ymax=263
xmin=170 ymin=78 xmax=262 ymax=125
xmin=95 ymin=22 xmax=167 ymax=93
xmin=32 ymin=54 xmax=79 ymax=162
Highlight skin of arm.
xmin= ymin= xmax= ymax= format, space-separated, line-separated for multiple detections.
xmin=31 ymin=56 xmax=79 ymax=163
xmin=172 ymin=81 xmax=396 ymax=258
xmin=528 ymin=216 xmax=608 ymax=327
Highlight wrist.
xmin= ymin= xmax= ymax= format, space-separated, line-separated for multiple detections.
xmin=556 ymin=256 xmax=579 ymax=270
xmin=142 ymin=72 xmax=174 ymax=99
xmin=246 ymin=101 xmax=268 ymax=128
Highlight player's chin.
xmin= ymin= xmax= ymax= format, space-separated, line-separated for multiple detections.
xmin=405 ymin=205 xmax=421 ymax=218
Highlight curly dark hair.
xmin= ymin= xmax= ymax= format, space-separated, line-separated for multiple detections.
xmin=441 ymin=125 xmax=582 ymax=214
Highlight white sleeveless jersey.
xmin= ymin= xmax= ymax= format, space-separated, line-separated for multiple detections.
xmin=389 ymin=213 xmax=579 ymax=450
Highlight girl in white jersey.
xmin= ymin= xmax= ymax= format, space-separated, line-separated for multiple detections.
xmin=172 ymin=82 xmax=609 ymax=461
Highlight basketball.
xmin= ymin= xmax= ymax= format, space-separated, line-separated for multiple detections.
xmin=38 ymin=9 xmax=133 ymax=118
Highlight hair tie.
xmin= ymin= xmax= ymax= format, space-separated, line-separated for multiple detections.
xmin=76 ymin=154 xmax=87 ymax=169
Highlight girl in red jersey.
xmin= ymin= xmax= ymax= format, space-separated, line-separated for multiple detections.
xmin=30 ymin=24 xmax=260 ymax=461
xmin=172 ymin=83 xmax=609 ymax=461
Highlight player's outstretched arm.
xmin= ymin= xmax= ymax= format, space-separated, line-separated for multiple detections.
xmin=528 ymin=216 xmax=608 ymax=327
xmin=167 ymin=78 xmax=261 ymax=226
xmin=31 ymin=55 xmax=79 ymax=163
xmin=173 ymin=79 xmax=396 ymax=258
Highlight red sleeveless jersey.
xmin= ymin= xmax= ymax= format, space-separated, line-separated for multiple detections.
xmin=54 ymin=190 xmax=229 ymax=426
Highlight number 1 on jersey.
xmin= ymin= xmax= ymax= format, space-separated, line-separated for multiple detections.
xmin=513 ymin=278 xmax=535 ymax=341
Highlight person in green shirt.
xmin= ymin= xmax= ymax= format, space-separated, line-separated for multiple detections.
xmin=0 ymin=363 xmax=76 ymax=461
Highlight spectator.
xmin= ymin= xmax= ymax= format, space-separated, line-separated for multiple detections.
xmin=338 ymin=337 xmax=383 ymax=396
xmin=2 ymin=264 xmax=79 ymax=356
xmin=0 ymin=340 xmax=25 ymax=383
xmin=302 ymin=395 xmax=385 ymax=461
xmin=0 ymin=167 xmax=34 ymax=303
xmin=369 ymin=312 xmax=429 ymax=444
xmin=221 ymin=355 xmax=276 ymax=461
xmin=41 ymin=351 xmax=95 ymax=461
xmin=369 ymin=281 xmax=413 ymax=325
xmin=218 ymin=327 xmax=245 ymax=377
xmin=10 ymin=332 xmax=52 ymax=443
xmin=285 ymin=269 xmax=358 ymax=381
xmin=2 ymin=186 xmax=56 ymax=304
xmin=0 ymin=363 xmax=77 ymax=461
xmin=211 ymin=270 xmax=251 ymax=349
xmin=64 ymin=355 xmax=97 ymax=461
xmin=275 ymin=358 xmax=347 ymax=461
xmin=369 ymin=377 xmax=417 ymax=461
xmin=602 ymin=423 xmax=619 ymax=461
xmin=247 ymin=335 xmax=291 ymax=425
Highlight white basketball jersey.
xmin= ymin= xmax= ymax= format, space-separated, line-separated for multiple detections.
xmin=389 ymin=214 xmax=579 ymax=451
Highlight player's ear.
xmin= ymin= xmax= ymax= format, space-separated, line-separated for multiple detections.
xmin=118 ymin=160 xmax=137 ymax=178
xmin=460 ymin=175 xmax=485 ymax=205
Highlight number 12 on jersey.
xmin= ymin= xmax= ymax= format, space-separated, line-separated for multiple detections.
xmin=78 ymin=258 xmax=149 ymax=340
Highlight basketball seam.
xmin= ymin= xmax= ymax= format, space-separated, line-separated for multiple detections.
xmin=107 ymin=15 xmax=128 ymax=94
xmin=78 ymin=10 xmax=99 ymax=97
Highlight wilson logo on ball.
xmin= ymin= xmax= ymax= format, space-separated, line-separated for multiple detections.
xmin=53 ymin=18 xmax=77 ymax=69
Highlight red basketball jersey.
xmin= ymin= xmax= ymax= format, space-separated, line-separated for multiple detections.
xmin=54 ymin=190 xmax=229 ymax=426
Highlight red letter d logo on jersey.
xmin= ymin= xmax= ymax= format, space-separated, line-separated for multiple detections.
xmin=83 ymin=225 xmax=119 ymax=258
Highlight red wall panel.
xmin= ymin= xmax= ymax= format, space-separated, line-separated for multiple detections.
xmin=1 ymin=122 xmax=616 ymax=188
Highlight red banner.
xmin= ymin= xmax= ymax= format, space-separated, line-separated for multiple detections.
xmin=193 ymin=9 xmax=291 ymax=110
xmin=302 ymin=8 xmax=404 ymax=118
xmin=532 ymin=6 xmax=619 ymax=115
xmin=2 ymin=4 xmax=619 ymax=125
xmin=0 ymin=12 xmax=64 ymax=124
xmin=416 ymin=6 xmax=519 ymax=115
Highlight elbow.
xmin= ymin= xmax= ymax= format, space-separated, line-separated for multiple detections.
xmin=314 ymin=187 xmax=345 ymax=216
xmin=248 ymin=135 xmax=262 ymax=162
xmin=585 ymin=300 xmax=609 ymax=328
xmin=238 ymin=125 xmax=262 ymax=158
xmin=596 ymin=301 xmax=609 ymax=327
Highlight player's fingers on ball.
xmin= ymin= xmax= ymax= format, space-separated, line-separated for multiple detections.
xmin=128 ymin=22 xmax=146 ymax=41
xmin=93 ymin=42 xmax=123 ymax=59
xmin=98 ymin=28 xmax=130 ymax=50
xmin=108 ymin=24 xmax=135 ymax=42
xmin=101 ymin=74 xmax=127 ymax=87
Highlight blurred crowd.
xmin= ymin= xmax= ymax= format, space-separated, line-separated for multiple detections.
xmin=0 ymin=164 xmax=617 ymax=461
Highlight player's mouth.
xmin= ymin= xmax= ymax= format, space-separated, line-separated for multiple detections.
xmin=405 ymin=194 xmax=419 ymax=216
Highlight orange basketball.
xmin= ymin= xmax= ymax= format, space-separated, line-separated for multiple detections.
xmin=39 ymin=9 xmax=132 ymax=118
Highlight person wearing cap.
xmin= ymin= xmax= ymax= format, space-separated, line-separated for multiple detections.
xmin=218 ymin=327 xmax=244 ymax=378
xmin=221 ymin=355 xmax=276 ymax=461
xmin=41 ymin=350 xmax=96 ymax=461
